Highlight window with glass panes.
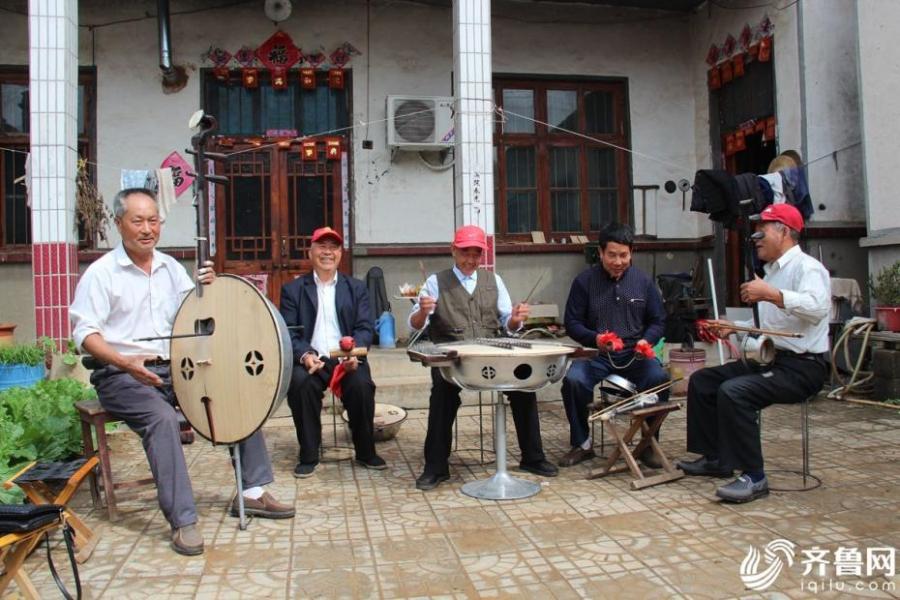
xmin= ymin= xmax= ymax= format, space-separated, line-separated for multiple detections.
xmin=0 ymin=67 xmax=96 ymax=248
xmin=494 ymin=78 xmax=630 ymax=240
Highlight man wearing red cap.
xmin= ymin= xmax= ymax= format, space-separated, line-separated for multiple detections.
xmin=409 ymin=225 xmax=558 ymax=490
xmin=279 ymin=226 xmax=386 ymax=478
xmin=676 ymin=203 xmax=830 ymax=503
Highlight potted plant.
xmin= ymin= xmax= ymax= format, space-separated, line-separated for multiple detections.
xmin=0 ymin=340 xmax=51 ymax=391
xmin=0 ymin=377 xmax=96 ymax=503
xmin=871 ymin=260 xmax=900 ymax=332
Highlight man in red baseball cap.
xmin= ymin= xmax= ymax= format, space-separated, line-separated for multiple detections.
xmin=677 ymin=201 xmax=831 ymax=504
xmin=408 ymin=224 xmax=558 ymax=490
xmin=279 ymin=224 xmax=386 ymax=478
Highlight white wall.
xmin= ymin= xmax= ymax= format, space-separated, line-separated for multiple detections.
xmin=857 ymin=0 xmax=900 ymax=234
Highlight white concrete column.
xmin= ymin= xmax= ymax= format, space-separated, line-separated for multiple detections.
xmin=452 ymin=0 xmax=495 ymax=269
xmin=29 ymin=0 xmax=80 ymax=347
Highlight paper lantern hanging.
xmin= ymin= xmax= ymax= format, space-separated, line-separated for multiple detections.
xmin=213 ymin=65 xmax=230 ymax=81
xmin=300 ymin=68 xmax=316 ymax=90
xmin=325 ymin=137 xmax=342 ymax=160
xmin=733 ymin=54 xmax=745 ymax=78
xmin=328 ymin=68 xmax=344 ymax=90
xmin=301 ymin=140 xmax=318 ymax=161
xmin=242 ymin=68 xmax=259 ymax=89
xmin=739 ymin=24 xmax=753 ymax=51
xmin=271 ymin=67 xmax=288 ymax=90
xmin=207 ymin=47 xmax=232 ymax=81
xmin=758 ymin=36 xmax=772 ymax=62
xmin=721 ymin=60 xmax=733 ymax=84
xmin=708 ymin=66 xmax=721 ymax=90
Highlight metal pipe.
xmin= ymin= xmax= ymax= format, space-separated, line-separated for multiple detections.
xmin=157 ymin=0 xmax=177 ymax=84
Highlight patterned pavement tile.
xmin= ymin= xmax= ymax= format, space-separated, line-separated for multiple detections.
xmin=99 ymin=575 xmax=202 ymax=599
xmin=288 ymin=566 xmax=380 ymax=599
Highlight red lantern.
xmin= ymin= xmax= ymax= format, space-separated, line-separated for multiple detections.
xmin=242 ymin=68 xmax=259 ymax=89
xmin=721 ymin=60 xmax=733 ymax=84
xmin=724 ymin=133 xmax=736 ymax=156
xmin=328 ymin=68 xmax=344 ymax=90
xmin=764 ymin=116 xmax=776 ymax=141
xmin=708 ymin=66 xmax=721 ymax=90
xmin=213 ymin=65 xmax=230 ymax=81
xmin=271 ymin=67 xmax=288 ymax=90
xmin=759 ymin=36 xmax=772 ymax=63
xmin=325 ymin=137 xmax=342 ymax=160
xmin=300 ymin=68 xmax=316 ymax=90
xmin=733 ymin=54 xmax=745 ymax=78
xmin=301 ymin=140 xmax=317 ymax=161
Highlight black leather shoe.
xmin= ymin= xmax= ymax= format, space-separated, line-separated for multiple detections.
xmin=293 ymin=462 xmax=319 ymax=479
xmin=356 ymin=455 xmax=388 ymax=470
xmin=519 ymin=459 xmax=559 ymax=477
xmin=415 ymin=472 xmax=450 ymax=491
xmin=675 ymin=456 xmax=732 ymax=477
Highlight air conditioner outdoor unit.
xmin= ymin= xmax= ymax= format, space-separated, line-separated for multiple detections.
xmin=386 ymin=95 xmax=455 ymax=150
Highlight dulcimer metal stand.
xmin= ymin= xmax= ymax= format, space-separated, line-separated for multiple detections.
xmin=460 ymin=392 xmax=542 ymax=501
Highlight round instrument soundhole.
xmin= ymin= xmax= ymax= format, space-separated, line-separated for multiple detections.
xmin=244 ymin=350 xmax=265 ymax=376
xmin=513 ymin=363 xmax=533 ymax=380
xmin=546 ymin=364 xmax=558 ymax=377
xmin=481 ymin=366 xmax=496 ymax=380
xmin=180 ymin=357 xmax=195 ymax=381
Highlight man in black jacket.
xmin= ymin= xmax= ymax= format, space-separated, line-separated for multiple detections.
xmin=559 ymin=222 xmax=669 ymax=468
xmin=279 ymin=227 xmax=386 ymax=478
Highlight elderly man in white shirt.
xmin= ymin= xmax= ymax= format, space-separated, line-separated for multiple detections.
xmin=70 ymin=188 xmax=293 ymax=557
xmin=676 ymin=203 xmax=830 ymax=503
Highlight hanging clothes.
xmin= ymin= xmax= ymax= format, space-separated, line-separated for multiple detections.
xmin=759 ymin=173 xmax=785 ymax=204
xmin=691 ymin=169 xmax=740 ymax=228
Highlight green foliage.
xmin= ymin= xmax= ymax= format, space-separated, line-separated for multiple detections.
xmin=0 ymin=377 xmax=96 ymax=504
xmin=0 ymin=340 xmax=50 ymax=366
xmin=870 ymin=261 xmax=900 ymax=306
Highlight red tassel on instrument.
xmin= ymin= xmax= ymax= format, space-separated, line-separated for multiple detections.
xmin=328 ymin=361 xmax=348 ymax=398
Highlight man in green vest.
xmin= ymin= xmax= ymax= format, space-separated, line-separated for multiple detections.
xmin=408 ymin=225 xmax=559 ymax=490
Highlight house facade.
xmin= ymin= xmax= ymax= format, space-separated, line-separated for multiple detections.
xmin=0 ymin=0 xmax=888 ymax=344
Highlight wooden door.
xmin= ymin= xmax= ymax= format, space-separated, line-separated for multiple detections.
xmin=211 ymin=140 xmax=347 ymax=305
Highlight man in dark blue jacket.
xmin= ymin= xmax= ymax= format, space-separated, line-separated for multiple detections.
xmin=279 ymin=227 xmax=385 ymax=478
xmin=559 ymin=222 xmax=669 ymax=468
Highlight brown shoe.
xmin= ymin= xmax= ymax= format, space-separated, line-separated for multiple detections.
xmin=558 ymin=446 xmax=596 ymax=467
xmin=171 ymin=524 xmax=204 ymax=556
xmin=231 ymin=491 xmax=295 ymax=519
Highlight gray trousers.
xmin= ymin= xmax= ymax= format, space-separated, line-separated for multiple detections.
xmin=91 ymin=364 xmax=274 ymax=529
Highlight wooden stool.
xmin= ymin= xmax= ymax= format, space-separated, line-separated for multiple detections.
xmin=75 ymin=400 xmax=155 ymax=521
xmin=588 ymin=402 xmax=685 ymax=490
xmin=0 ymin=521 xmax=61 ymax=599
xmin=3 ymin=459 xmax=100 ymax=563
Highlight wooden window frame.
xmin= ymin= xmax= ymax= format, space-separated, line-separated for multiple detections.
xmin=494 ymin=76 xmax=631 ymax=242
xmin=0 ymin=65 xmax=98 ymax=252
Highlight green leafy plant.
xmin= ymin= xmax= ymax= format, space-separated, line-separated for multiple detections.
xmin=870 ymin=260 xmax=900 ymax=306
xmin=0 ymin=340 xmax=51 ymax=366
xmin=0 ymin=377 xmax=96 ymax=503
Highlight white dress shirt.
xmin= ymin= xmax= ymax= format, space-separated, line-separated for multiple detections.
xmin=310 ymin=271 xmax=342 ymax=356
xmin=408 ymin=266 xmax=516 ymax=332
xmin=735 ymin=245 xmax=831 ymax=354
xmin=70 ymin=244 xmax=194 ymax=358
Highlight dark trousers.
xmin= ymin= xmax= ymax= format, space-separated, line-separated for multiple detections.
xmin=91 ymin=365 xmax=274 ymax=529
xmin=286 ymin=360 xmax=377 ymax=464
xmin=561 ymin=354 xmax=670 ymax=448
xmin=686 ymin=352 xmax=827 ymax=472
xmin=422 ymin=368 xmax=546 ymax=476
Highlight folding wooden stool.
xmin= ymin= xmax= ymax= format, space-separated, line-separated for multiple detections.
xmin=587 ymin=402 xmax=684 ymax=490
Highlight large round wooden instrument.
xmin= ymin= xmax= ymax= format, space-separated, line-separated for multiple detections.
xmin=170 ymin=275 xmax=292 ymax=444
xmin=169 ymin=111 xmax=292 ymax=444
xmin=407 ymin=338 xmax=597 ymax=392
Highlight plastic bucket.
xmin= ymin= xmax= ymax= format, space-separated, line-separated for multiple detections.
xmin=0 ymin=364 xmax=45 ymax=391
xmin=375 ymin=311 xmax=396 ymax=348
xmin=668 ymin=348 xmax=706 ymax=396
xmin=875 ymin=306 xmax=900 ymax=332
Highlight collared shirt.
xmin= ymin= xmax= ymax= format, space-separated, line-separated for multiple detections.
xmin=735 ymin=245 xmax=831 ymax=354
xmin=310 ymin=271 xmax=342 ymax=356
xmin=408 ymin=266 xmax=516 ymax=331
xmin=70 ymin=244 xmax=194 ymax=358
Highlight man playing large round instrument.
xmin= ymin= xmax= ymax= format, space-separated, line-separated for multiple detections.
xmin=70 ymin=189 xmax=294 ymax=556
